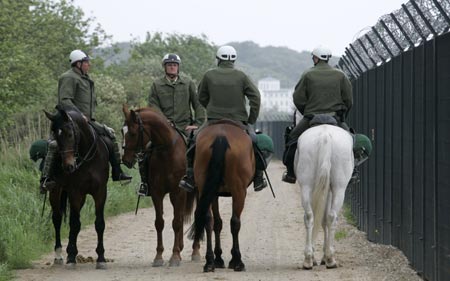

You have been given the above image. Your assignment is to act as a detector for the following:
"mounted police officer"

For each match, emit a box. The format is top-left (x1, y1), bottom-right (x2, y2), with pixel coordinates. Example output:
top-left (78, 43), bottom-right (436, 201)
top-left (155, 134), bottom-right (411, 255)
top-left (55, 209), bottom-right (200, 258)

top-left (137, 53), bottom-right (206, 195)
top-left (282, 45), bottom-right (356, 184)
top-left (179, 45), bottom-right (268, 193)
top-left (39, 49), bottom-right (132, 193)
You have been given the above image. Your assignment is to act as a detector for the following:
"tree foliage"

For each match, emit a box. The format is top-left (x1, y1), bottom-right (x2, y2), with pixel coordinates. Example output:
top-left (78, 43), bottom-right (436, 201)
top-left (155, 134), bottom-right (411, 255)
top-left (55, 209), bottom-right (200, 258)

top-left (0, 0), bottom-right (107, 130)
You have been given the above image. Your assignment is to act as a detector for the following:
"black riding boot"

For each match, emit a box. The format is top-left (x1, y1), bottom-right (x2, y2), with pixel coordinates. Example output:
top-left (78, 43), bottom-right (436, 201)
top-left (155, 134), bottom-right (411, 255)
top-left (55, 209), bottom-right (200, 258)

top-left (39, 140), bottom-right (58, 194)
top-left (253, 170), bottom-right (267, 191)
top-left (179, 140), bottom-right (196, 192)
top-left (137, 154), bottom-right (149, 196)
top-left (110, 141), bottom-right (132, 182)
top-left (282, 143), bottom-right (297, 184)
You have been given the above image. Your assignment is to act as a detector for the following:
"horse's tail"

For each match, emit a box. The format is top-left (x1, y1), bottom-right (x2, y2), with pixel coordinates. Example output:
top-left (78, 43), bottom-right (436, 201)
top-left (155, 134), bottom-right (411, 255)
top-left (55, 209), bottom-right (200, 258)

top-left (183, 190), bottom-right (196, 224)
top-left (311, 131), bottom-right (332, 242)
top-left (188, 135), bottom-right (229, 241)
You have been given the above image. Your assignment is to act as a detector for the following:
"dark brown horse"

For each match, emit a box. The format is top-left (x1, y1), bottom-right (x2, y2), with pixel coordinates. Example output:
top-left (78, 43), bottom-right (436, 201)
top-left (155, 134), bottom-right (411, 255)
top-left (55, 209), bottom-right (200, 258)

top-left (189, 120), bottom-right (255, 272)
top-left (121, 105), bottom-right (196, 267)
top-left (44, 105), bottom-right (109, 269)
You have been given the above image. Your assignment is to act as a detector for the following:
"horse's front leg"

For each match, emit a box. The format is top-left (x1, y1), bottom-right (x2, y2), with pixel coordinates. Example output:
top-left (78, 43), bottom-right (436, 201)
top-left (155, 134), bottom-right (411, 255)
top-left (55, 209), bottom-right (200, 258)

top-left (212, 199), bottom-right (224, 268)
top-left (203, 207), bottom-right (215, 272)
top-left (168, 192), bottom-right (184, 267)
top-left (66, 196), bottom-right (84, 266)
top-left (228, 194), bottom-right (245, 272)
top-left (94, 189), bottom-right (107, 269)
top-left (152, 196), bottom-right (165, 267)
top-left (49, 189), bottom-right (64, 265)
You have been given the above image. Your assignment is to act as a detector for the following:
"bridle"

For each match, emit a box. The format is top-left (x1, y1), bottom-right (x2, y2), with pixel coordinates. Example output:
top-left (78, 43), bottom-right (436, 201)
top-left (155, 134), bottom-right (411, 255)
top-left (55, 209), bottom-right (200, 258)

top-left (57, 114), bottom-right (98, 170)
top-left (123, 111), bottom-right (178, 156)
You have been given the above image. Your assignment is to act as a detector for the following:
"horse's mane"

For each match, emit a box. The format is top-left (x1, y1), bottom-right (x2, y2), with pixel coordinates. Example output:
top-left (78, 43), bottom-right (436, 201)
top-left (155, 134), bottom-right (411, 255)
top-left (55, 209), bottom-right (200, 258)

top-left (135, 106), bottom-right (169, 123)
top-left (51, 104), bottom-right (86, 131)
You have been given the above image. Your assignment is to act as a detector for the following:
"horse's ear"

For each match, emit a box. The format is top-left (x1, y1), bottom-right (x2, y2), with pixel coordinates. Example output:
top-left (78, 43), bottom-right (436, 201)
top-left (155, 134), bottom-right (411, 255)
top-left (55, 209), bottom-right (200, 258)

top-left (130, 110), bottom-right (138, 123)
top-left (123, 103), bottom-right (130, 120)
top-left (44, 110), bottom-right (56, 121)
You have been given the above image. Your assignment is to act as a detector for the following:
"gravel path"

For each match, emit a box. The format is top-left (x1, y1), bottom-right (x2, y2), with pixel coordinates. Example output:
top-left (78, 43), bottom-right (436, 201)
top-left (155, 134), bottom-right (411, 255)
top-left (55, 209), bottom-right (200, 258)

top-left (15, 160), bottom-right (421, 281)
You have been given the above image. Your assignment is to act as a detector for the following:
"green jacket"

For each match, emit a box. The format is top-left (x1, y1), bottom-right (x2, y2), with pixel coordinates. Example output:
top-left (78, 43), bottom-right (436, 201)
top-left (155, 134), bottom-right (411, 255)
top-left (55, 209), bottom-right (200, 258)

top-left (198, 61), bottom-right (260, 124)
top-left (148, 75), bottom-right (206, 131)
top-left (58, 67), bottom-right (96, 120)
top-left (293, 61), bottom-right (352, 116)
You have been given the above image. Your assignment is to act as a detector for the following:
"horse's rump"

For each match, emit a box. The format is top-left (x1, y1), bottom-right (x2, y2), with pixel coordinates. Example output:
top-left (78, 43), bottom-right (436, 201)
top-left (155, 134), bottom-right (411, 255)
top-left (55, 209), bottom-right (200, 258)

top-left (195, 123), bottom-right (254, 194)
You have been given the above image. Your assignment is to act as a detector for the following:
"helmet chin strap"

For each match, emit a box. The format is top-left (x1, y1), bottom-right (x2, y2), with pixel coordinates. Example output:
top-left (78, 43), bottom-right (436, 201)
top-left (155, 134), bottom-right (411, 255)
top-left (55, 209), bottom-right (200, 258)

top-left (166, 72), bottom-right (177, 79)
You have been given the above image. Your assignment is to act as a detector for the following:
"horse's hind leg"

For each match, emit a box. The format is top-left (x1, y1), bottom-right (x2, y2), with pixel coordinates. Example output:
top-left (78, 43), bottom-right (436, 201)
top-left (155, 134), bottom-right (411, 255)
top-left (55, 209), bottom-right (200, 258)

top-left (301, 185), bottom-right (315, 270)
top-left (203, 208), bottom-right (215, 272)
top-left (212, 199), bottom-right (224, 268)
top-left (94, 190), bottom-right (107, 269)
top-left (323, 187), bottom-right (346, 269)
top-left (228, 194), bottom-right (246, 272)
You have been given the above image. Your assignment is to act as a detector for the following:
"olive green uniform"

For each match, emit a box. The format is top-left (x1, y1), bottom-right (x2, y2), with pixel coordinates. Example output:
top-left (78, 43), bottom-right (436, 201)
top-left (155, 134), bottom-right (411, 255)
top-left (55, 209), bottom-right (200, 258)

top-left (149, 76), bottom-right (206, 135)
top-left (198, 61), bottom-right (260, 124)
top-left (283, 60), bottom-right (353, 178)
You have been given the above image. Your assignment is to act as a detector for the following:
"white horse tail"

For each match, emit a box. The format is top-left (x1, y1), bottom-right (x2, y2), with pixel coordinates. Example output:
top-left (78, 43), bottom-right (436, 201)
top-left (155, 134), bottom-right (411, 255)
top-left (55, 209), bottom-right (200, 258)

top-left (311, 130), bottom-right (332, 242)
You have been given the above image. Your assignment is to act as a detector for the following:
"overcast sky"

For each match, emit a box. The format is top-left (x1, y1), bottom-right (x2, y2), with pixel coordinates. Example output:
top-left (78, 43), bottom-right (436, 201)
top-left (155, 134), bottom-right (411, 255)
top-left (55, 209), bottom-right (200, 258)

top-left (73, 0), bottom-right (407, 56)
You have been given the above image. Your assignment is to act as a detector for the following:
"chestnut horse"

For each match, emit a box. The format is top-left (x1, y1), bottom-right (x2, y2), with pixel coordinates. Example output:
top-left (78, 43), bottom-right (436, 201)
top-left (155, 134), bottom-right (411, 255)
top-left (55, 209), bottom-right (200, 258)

top-left (121, 105), bottom-right (196, 267)
top-left (295, 124), bottom-right (354, 269)
top-left (188, 120), bottom-right (255, 272)
top-left (44, 105), bottom-right (109, 269)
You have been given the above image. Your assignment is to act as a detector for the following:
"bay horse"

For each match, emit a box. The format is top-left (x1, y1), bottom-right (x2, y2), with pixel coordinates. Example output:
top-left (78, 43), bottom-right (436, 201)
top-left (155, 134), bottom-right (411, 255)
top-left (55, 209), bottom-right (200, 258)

top-left (121, 105), bottom-right (196, 267)
top-left (188, 120), bottom-right (255, 272)
top-left (294, 124), bottom-right (354, 269)
top-left (44, 105), bottom-right (109, 269)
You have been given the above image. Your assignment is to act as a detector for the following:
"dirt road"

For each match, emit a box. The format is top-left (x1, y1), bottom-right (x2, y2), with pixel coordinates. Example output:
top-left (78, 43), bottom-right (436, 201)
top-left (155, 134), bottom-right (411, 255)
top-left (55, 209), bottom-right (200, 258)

top-left (15, 161), bottom-right (421, 281)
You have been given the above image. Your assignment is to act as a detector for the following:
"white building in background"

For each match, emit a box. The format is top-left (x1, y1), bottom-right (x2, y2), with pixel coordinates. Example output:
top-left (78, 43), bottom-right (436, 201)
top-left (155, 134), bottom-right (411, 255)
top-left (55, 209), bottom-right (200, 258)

top-left (258, 77), bottom-right (295, 114)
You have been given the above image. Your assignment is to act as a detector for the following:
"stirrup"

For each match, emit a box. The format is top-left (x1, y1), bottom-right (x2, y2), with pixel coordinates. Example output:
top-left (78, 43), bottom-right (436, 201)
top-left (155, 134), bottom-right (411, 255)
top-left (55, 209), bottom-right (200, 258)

top-left (137, 182), bottom-right (149, 196)
top-left (40, 177), bottom-right (56, 194)
top-left (253, 177), bottom-right (267, 192)
top-left (179, 176), bottom-right (195, 192)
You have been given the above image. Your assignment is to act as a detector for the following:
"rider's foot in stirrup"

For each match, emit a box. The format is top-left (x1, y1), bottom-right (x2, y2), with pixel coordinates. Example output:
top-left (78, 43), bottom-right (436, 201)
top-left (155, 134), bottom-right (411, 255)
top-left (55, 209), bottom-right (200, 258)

top-left (349, 169), bottom-right (360, 184)
top-left (40, 177), bottom-right (56, 194)
top-left (281, 171), bottom-right (296, 184)
top-left (137, 182), bottom-right (149, 196)
top-left (253, 173), bottom-right (267, 192)
top-left (179, 175), bottom-right (195, 192)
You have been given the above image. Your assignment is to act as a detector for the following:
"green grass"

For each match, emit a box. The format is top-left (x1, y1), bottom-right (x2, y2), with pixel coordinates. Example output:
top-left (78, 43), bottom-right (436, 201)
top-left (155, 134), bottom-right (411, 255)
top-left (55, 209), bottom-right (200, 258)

top-left (342, 203), bottom-right (357, 227)
top-left (0, 139), bottom-right (149, 280)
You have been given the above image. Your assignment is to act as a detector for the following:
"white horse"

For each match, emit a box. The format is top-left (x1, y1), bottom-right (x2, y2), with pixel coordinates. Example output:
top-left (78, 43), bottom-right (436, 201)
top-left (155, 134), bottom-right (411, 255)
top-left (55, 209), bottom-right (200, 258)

top-left (294, 124), bottom-right (354, 269)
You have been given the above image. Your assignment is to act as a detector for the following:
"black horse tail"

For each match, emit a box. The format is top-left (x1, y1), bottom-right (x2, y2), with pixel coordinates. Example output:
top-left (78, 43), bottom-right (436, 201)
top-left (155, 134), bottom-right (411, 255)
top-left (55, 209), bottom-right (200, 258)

top-left (188, 136), bottom-right (229, 241)
top-left (183, 189), bottom-right (196, 224)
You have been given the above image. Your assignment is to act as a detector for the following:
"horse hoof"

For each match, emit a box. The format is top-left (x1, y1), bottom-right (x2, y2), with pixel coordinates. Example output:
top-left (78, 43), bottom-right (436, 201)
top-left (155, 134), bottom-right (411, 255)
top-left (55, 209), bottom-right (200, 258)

top-left (191, 254), bottom-right (201, 262)
top-left (65, 263), bottom-right (76, 270)
top-left (233, 263), bottom-right (246, 272)
top-left (326, 262), bottom-right (338, 269)
top-left (203, 264), bottom-right (215, 272)
top-left (302, 263), bottom-right (313, 270)
top-left (96, 262), bottom-right (107, 269)
top-left (53, 258), bottom-right (64, 265)
top-left (169, 259), bottom-right (181, 267)
top-left (152, 259), bottom-right (164, 267)
top-left (214, 258), bottom-right (225, 268)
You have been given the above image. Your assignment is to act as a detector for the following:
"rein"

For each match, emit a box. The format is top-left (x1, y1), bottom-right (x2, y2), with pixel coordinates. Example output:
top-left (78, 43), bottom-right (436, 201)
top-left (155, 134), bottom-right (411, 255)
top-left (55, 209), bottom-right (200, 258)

top-left (124, 111), bottom-right (178, 155)
top-left (59, 115), bottom-right (98, 170)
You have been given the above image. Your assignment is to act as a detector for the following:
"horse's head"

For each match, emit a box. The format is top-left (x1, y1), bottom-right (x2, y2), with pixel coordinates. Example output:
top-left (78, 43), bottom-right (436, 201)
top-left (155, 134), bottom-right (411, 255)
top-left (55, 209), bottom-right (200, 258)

top-left (121, 104), bottom-right (152, 168)
top-left (44, 105), bottom-right (85, 174)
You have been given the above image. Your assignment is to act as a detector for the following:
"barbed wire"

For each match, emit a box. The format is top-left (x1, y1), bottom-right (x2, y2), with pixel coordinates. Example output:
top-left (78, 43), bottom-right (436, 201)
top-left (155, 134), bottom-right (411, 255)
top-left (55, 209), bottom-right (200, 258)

top-left (338, 0), bottom-right (450, 79)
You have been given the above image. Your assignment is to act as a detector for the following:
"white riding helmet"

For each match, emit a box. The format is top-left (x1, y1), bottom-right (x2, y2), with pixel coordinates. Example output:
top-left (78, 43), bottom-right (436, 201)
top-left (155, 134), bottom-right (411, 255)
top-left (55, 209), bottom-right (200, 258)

top-left (69, 50), bottom-right (89, 64)
top-left (311, 45), bottom-right (332, 61)
top-left (216, 45), bottom-right (237, 61)
top-left (162, 53), bottom-right (181, 66)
